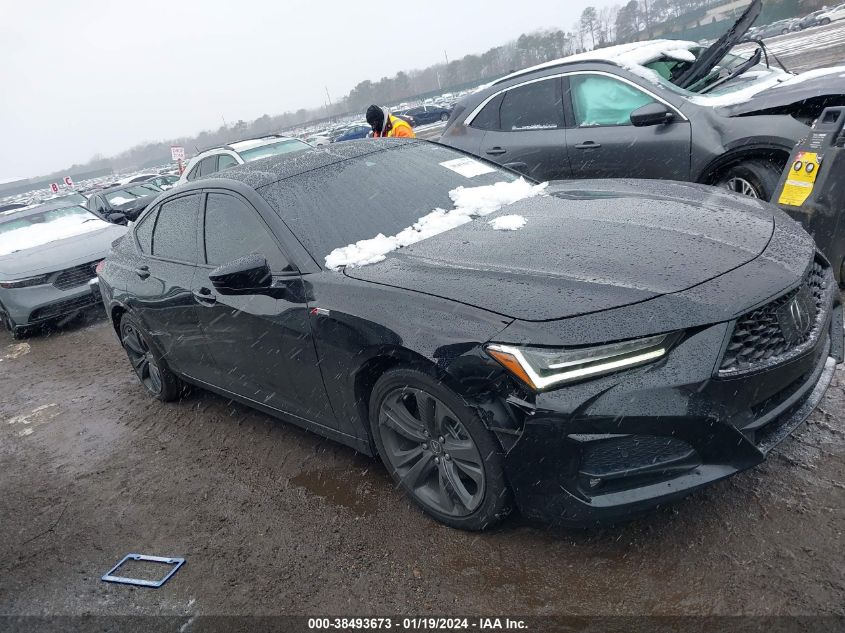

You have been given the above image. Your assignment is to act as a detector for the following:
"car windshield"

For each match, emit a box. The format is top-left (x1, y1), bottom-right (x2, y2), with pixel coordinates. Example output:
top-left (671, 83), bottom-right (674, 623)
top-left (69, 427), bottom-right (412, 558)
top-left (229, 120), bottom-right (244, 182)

top-left (645, 50), bottom-right (786, 98)
top-left (238, 139), bottom-right (311, 162)
top-left (0, 205), bottom-right (108, 256)
top-left (260, 143), bottom-right (519, 264)
top-left (104, 184), bottom-right (161, 205)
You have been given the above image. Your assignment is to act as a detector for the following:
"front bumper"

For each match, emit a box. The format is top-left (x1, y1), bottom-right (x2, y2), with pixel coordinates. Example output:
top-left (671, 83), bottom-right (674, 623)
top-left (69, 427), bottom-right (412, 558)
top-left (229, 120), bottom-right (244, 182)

top-left (502, 304), bottom-right (843, 527)
top-left (1, 277), bottom-right (103, 330)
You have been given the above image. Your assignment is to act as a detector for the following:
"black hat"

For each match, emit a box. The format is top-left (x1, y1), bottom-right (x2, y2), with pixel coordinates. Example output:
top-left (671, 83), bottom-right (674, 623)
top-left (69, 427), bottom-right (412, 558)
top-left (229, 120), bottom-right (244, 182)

top-left (366, 105), bottom-right (385, 132)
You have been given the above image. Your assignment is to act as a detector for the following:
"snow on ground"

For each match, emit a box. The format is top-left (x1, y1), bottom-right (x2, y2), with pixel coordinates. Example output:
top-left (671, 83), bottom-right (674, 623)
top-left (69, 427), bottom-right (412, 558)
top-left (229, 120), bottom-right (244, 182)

top-left (489, 214), bottom-right (527, 231)
top-left (324, 179), bottom-right (547, 270)
top-left (0, 214), bottom-right (111, 256)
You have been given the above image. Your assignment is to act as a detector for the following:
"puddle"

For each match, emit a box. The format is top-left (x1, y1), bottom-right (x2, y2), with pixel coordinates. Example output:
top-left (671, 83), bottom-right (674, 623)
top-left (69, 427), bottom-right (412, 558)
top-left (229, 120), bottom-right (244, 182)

top-left (290, 464), bottom-right (383, 517)
top-left (0, 342), bottom-right (30, 362)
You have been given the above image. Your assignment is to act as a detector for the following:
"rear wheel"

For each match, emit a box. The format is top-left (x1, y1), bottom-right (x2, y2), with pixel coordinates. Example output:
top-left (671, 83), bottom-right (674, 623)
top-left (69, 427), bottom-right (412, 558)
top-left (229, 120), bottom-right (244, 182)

top-left (369, 368), bottom-right (512, 530)
top-left (716, 159), bottom-right (783, 201)
top-left (440, 112), bottom-right (450, 122)
top-left (821, 17), bottom-right (831, 25)
top-left (120, 314), bottom-right (184, 401)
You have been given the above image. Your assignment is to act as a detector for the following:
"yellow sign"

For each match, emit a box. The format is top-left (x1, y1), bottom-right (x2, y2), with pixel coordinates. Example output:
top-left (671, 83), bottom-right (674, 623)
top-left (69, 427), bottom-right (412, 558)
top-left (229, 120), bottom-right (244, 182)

top-left (777, 151), bottom-right (820, 207)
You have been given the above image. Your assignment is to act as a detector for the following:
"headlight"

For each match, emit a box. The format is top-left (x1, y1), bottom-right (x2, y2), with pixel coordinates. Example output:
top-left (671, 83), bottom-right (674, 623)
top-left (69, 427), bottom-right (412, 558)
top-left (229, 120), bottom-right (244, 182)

top-left (0, 274), bottom-right (50, 289)
top-left (486, 333), bottom-right (676, 391)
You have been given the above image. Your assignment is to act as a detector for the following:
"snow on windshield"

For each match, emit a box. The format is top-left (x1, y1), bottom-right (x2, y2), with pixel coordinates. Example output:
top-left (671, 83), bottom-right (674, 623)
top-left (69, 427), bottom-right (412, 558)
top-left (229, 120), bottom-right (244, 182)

top-left (324, 179), bottom-right (547, 270)
top-left (0, 211), bottom-right (110, 256)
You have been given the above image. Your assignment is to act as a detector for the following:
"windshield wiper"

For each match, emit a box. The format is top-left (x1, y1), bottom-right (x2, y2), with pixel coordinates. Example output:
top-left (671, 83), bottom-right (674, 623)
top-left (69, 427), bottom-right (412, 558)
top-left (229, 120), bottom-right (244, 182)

top-left (700, 48), bottom-right (763, 95)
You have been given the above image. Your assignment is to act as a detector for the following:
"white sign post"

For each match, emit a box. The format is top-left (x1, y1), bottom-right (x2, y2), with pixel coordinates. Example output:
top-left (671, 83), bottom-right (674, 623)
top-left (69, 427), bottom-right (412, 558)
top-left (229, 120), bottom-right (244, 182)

top-left (171, 146), bottom-right (186, 175)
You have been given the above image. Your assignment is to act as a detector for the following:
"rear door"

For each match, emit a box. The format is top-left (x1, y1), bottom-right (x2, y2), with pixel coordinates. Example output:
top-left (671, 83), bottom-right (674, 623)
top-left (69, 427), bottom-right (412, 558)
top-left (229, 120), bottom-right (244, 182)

top-left (565, 72), bottom-right (692, 180)
top-left (193, 191), bottom-right (336, 426)
top-left (127, 192), bottom-right (213, 378)
top-left (476, 76), bottom-right (571, 181)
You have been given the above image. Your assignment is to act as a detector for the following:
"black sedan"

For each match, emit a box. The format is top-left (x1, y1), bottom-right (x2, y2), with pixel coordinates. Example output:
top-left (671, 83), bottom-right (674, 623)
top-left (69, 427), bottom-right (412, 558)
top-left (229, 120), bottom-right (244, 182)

top-left (87, 183), bottom-right (162, 224)
top-left (98, 139), bottom-right (843, 530)
top-left (396, 105), bottom-right (452, 126)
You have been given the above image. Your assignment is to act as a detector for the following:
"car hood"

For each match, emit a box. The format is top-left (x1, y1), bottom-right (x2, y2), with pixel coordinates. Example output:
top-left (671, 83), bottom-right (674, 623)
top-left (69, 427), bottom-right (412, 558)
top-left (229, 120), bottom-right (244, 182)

top-left (714, 67), bottom-right (845, 115)
top-left (0, 224), bottom-right (126, 278)
top-left (344, 180), bottom-right (776, 321)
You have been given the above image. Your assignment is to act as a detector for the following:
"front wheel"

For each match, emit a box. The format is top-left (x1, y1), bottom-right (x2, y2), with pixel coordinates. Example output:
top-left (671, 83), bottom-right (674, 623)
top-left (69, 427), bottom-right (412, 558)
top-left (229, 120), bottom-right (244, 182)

top-left (369, 368), bottom-right (512, 530)
top-left (716, 159), bottom-right (783, 201)
top-left (821, 17), bottom-right (831, 25)
top-left (440, 112), bottom-right (450, 122)
top-left (120, 314), bottom-right (184, 401)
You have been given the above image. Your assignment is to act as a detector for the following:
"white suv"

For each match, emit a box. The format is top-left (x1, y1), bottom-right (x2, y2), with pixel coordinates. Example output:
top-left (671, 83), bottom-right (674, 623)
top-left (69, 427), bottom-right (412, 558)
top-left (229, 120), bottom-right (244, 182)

top-left (819, 3), bottom-right (845, 24)
top-left (178, 135), bottom-right (311, 185)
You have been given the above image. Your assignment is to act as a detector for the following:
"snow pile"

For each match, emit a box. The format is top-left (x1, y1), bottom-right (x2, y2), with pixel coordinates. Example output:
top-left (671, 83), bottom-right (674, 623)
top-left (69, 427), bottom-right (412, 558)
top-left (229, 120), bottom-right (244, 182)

top-left (325, 178), bottom-right (547, 270)
top-left (690, 66), bottom-right (845, 107)
top-left (0, 214), bottom-right (111, 256)
top-left (489, 214), bottom-right (527, 231)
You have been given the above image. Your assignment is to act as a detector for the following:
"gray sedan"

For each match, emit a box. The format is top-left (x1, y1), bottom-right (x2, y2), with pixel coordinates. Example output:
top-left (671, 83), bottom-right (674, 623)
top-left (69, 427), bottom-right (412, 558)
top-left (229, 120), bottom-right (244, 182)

top-left (0, 201), bottom-right (126, 338)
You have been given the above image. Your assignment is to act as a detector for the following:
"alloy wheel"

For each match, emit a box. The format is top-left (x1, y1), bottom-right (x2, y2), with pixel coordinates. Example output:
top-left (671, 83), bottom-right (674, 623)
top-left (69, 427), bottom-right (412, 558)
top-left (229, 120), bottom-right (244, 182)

top-left (122, 323), bottom-right (163, 395)
top-left (378, 387), bottom-right (485, 517)
top-left (724, 176), bottom-right (760, 198)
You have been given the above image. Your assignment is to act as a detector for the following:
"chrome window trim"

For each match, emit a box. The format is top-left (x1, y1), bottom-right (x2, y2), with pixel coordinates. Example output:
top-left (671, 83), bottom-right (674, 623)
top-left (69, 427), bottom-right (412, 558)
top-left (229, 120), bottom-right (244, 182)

top-left (463, 69), bottom-right (689, 127)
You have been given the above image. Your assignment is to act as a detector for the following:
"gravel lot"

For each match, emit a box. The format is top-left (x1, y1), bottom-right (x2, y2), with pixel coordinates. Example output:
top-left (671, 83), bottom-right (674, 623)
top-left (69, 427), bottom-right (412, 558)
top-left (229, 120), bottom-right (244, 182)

top-left (0, 308), bottom-right (842, 620)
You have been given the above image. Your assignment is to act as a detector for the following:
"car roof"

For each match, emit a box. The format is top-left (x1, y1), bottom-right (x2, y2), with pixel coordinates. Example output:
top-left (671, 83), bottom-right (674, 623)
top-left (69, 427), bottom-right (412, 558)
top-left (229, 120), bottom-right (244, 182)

top-left (0, 199), bottom-right (88, 223)
top-left (193, 138), bottom-right (419, 190)
top-left (194, 135), bottom-right (298, 157)
top-left (97, 182), bottom-right (160, 194)
top-left (486, 39), bottom-right (699, 87)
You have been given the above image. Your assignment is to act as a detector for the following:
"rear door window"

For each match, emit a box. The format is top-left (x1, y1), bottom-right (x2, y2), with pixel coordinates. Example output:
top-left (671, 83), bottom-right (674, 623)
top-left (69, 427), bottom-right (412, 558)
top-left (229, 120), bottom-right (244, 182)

top-left (134, 206), bottom-right (159, 253)
top-left (217, 154), bottom-right (238, 171)
top-left (499, 78), bottom-right (563, 131)
top-left (198, 156), bottom-right (219, 177)
top-left (151, 194), bottom-right (200, 262)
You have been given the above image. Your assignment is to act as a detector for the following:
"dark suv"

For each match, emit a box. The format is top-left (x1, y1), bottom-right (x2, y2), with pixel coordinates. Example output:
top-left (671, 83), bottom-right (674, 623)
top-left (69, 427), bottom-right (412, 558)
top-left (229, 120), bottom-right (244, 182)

top-left (440, 0), bottom-right (845, 200)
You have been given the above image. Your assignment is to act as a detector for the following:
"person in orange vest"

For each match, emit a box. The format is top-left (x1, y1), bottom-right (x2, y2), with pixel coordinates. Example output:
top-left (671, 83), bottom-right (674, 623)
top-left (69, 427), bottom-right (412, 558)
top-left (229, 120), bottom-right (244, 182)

top-left (366, 105), bottom-right (416, 138)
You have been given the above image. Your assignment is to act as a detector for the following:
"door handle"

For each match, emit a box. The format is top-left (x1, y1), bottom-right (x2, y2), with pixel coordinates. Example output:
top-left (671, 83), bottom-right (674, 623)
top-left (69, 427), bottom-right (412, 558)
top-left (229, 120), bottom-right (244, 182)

top-left (486, 147), bottom-right (507, 156)
top-left (192, 288), bottom-right (217, 305)
top-left (134, 265), bottom-right (150, 279)
top-left (574, 141), bottom-right (602, 149)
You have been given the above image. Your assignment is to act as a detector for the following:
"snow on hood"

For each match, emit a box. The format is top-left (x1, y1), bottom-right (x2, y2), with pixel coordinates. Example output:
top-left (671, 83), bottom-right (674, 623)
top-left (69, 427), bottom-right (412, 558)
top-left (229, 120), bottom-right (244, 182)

top-left (324, 178), bottom-right (547, 270)
top-left (690, 65), bottom-right (845, 107)
top-left (0, 214), bottom-right (112, 257)
top-left (489, 214), bottom-right (526, 231)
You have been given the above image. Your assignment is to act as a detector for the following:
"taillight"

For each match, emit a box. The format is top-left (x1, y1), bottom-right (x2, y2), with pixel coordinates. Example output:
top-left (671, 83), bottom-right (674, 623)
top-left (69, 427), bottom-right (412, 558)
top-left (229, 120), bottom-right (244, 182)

top-left (95, 260), bottom-right (106, 275)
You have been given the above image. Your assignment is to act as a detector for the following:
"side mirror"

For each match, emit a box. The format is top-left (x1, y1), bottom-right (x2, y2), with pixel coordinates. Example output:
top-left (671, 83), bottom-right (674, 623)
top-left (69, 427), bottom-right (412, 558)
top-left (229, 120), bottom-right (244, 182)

top-left (630, 102), bottom-right (675, 127)
top-left (209, 253), bottom-right (272, 294)
top-left (106, 212), bottom-right (126, 225)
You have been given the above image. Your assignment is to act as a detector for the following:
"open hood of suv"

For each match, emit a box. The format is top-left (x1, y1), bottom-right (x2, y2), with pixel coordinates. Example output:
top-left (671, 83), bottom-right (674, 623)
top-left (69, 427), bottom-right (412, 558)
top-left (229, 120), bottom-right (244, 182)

top-left (674, 0), bottom-right (762, 90)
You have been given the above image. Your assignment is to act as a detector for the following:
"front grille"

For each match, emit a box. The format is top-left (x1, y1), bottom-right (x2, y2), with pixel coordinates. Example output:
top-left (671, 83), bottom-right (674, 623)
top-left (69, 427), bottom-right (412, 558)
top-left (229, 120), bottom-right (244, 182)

top-left (53, 261), bottom-right (100, 290)
top-left (719, 258), bottom-right (831, 375)
top-left (29, 295), bottom-right (98, 322)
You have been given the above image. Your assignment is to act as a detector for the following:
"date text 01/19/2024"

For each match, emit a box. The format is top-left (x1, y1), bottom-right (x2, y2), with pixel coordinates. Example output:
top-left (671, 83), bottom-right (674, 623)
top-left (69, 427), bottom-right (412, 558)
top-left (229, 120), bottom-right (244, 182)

top-left (307, 617), bottom-right (528, 630)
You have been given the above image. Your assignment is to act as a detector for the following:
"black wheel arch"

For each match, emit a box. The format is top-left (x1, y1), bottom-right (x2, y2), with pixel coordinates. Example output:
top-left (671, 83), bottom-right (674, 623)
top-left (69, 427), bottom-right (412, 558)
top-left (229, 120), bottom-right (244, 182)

top-left (696, 143), bottom-right (791, 185)
top-left (353, 345), bottom-right (524, 456)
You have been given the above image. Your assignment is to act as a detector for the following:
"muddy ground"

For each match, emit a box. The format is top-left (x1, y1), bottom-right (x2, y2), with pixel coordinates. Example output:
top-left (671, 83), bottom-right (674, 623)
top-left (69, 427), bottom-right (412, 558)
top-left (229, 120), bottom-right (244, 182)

top-left (0, 310), bottom-right (842, 620)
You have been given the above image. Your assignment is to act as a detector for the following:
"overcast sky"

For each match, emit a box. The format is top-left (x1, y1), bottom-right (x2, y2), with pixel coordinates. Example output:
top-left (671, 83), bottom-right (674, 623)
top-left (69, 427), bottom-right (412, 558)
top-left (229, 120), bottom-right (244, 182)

top-left (0, 0), bottom-right (615, 181)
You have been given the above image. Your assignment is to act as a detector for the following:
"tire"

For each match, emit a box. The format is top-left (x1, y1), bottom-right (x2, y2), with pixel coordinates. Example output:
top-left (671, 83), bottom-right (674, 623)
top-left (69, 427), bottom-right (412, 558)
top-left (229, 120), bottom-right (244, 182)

top-left (119, 313), bottom-right (184, 401)
top-left (821, 17), bottom-right (831, 25)
top-left (369, 367), bottom-right (512, 530)
top-left (440, 112), bottom-right (450, 122)
top-left (716, 159), bottom-right (784, 201)
top-left (0, 309), bottom-right (24, 340)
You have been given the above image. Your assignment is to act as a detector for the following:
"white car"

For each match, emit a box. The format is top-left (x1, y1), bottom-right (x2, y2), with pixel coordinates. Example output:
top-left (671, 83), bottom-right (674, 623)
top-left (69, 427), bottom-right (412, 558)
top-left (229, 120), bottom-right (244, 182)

top-left (178, 135), bottom-right (311, 185)
top-left (305, 134), bottom-right (331, 146)
top-left (819, 3), bottom-right (845, 24)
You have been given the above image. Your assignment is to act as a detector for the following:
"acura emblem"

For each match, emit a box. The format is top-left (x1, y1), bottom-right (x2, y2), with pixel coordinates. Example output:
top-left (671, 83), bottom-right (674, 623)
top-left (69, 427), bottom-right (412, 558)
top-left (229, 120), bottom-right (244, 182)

top-left (789, 296), bottom-right (811, 335)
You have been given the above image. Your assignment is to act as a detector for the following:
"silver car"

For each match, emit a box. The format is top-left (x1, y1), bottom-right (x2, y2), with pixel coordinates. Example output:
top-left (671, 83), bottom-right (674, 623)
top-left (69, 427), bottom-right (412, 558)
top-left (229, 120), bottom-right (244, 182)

top-left (0, 201), bottom-right (126, 338)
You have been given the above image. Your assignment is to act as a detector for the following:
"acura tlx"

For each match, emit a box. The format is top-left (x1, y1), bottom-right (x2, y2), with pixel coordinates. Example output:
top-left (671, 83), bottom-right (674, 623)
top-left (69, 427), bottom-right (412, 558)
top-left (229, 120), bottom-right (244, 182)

top-left (97, 140), bottom-right (843, 530)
